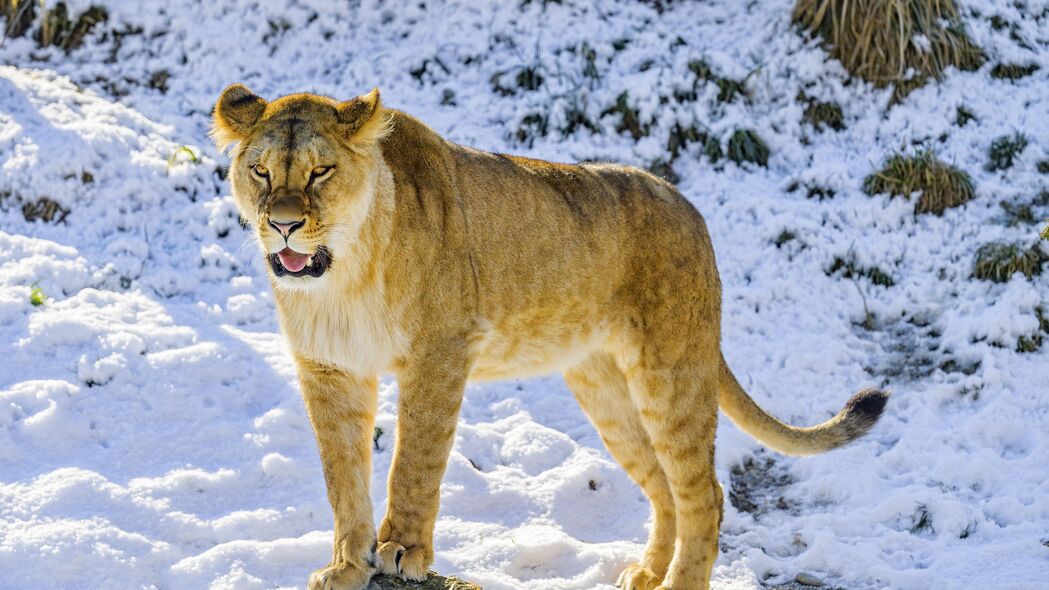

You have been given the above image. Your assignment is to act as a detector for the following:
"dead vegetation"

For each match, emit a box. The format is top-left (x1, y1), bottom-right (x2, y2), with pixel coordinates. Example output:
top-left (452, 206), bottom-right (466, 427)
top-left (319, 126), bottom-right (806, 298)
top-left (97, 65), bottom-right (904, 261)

top-left (798, 91), bottom-right (845, 132)
top-left (971, 241), bottom-right (1047, 283)
top-left (990, 62), bottom-right (1040, 80)
top-left (793, 0), bottom-right (984, 101)
top-left (729, 454), bottom-right (795, 517)
top-left (2, 1), bottom-right (107, 50)
top-left (370, 572), bottom-right (481, 590)
top-left (863, 150), bottom-right (975, 215)
top-left (1, 191), bottom-right (71, 225)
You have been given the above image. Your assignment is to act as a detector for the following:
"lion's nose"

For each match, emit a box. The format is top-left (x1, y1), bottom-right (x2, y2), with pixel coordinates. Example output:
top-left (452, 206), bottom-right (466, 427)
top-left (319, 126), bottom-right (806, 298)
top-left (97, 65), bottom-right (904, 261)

top-left (268, 218), bottom-right (305, 238)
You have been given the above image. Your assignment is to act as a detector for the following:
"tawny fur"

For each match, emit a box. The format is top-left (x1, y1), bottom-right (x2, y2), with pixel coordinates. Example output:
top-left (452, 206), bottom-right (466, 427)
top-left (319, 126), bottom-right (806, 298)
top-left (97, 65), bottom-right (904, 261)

top-left (212, 85), bottom-right (888, 590)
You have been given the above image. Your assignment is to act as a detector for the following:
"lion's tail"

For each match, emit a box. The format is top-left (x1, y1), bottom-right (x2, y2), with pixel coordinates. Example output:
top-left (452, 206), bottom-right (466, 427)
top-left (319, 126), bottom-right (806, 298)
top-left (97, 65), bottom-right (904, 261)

top-left (718, 358), bottom-right (888, 456)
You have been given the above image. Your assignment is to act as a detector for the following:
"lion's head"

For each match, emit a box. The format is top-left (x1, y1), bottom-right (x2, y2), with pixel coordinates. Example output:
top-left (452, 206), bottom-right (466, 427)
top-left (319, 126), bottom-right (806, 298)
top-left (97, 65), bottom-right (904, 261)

top-left (211, 84), bottom-right (391, 288)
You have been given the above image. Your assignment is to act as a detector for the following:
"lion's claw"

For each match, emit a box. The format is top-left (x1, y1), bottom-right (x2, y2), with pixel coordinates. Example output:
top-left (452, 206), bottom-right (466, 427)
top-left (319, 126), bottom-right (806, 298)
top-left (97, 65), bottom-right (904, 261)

top-left (307, 561), bottom-right (374, 590)
top-left (376, 541), bottom-right (429, 581)
top-left (617, 563), bottom-right (663, 590)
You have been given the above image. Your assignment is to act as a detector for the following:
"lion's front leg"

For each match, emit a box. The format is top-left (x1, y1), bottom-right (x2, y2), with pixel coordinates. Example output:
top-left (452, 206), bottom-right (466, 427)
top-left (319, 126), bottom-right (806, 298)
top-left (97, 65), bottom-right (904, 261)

top-left (377, 343), bottom-right (467, 581)
top-left (296, 356), bottom-right (379, 590)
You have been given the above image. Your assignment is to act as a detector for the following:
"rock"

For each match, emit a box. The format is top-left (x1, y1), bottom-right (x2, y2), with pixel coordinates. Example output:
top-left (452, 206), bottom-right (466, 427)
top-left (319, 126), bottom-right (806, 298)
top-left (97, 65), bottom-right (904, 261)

top-left (795, 572), bottom-right (824, 587)
top-left (369, 572), bottom-right (482, 590)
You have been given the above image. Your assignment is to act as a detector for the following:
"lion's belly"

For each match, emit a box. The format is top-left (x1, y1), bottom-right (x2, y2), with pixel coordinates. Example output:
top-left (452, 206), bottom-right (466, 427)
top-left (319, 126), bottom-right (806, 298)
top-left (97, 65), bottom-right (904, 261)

top-left (467, 320), bottom-right (607, 381)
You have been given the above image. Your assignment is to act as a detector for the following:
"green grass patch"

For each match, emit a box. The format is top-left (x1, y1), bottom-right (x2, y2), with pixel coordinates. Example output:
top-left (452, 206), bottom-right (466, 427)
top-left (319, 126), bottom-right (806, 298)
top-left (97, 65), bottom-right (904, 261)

top-left (954, 106), bottom-right (976, 127)
top-left (167, 145), bottom-right (199, 169)
top-left (491, 64), bottom-right (545, 96)
top-left (773, 229), bottom-right (797, 248)
top-left (601, 92), bottom-right (648, 140)
top-left (786, 181), bottom-right (836, 200)
top-left (1016, 307), bottom-right (1049, 353)
top-left (559, 101), bottom-right (599, 137)
top-left (701, 134), bottom-right (723, 163)
top-left (514, 113), bottom-right (548, 147)
top-left (667, 124), bottom-right (699, 160)
top-left (828, 256), bottom-right (895, 287)
top-left (807, 185), bottom-right (836, 200)
top-left (409, 57), bottom-right (450, 84)
top-left (863, 150), bottom-right (974, 215)
top-left (910, 503), bottom-right (934, 535)
top-left (684, 59), bottom-right (746, 103)
top-left (799, 93), bottom-right (845, 132)
top-left (29, 284), bottom-right (46, 307)
top-left (986, 133), bottom-right (1028, 171)
top-left (1016, 334), bottom-right (1041, 353)
top-left (647, 160), bottom-right (679, 184)
top-left (972, 241), bottom-right (1047, 283)
top-left (727, 129), bottom-right (769, 167)
top-left (514, 65), bottom-right (544, 92)
top-left (666, 124), bottom-right (721, 164)
top-left (578, 42), bottom-right (599, 81)
top-left (1000, 199), bottom-right (1037, 226)
top-left (149, 69), bottom-right (171, 94)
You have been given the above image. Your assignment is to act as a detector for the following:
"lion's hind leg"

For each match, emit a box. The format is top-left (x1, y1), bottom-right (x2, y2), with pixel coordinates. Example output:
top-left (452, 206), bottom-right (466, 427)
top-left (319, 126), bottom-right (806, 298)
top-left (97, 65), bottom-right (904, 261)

top-left (564, 353), bottom-right (675, 590)
top-left (624, 354), bottom-right (722, 590)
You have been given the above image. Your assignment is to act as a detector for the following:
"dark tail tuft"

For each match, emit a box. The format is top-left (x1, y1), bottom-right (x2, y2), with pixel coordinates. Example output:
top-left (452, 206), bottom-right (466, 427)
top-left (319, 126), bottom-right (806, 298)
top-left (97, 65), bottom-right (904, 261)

top-left (839, 388), bottom-right (889, 439)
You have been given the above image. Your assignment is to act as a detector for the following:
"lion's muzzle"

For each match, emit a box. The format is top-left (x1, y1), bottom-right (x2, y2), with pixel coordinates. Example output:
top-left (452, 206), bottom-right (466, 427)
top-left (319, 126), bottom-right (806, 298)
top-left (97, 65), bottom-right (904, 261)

top-left (270, 245), bottom-right (332, 277)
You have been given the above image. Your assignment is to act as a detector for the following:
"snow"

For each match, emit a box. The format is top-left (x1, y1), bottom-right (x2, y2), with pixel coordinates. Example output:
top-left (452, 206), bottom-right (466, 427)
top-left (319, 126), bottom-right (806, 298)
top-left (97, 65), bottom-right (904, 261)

top-left (1, 1), bottom-right (1048, 589)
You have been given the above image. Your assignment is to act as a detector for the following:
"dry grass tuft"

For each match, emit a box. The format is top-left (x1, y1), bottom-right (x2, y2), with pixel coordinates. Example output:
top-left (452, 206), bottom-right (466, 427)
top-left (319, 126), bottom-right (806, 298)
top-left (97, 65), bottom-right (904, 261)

top-left (863, 150), bottom-right (974, 215)
top-left (803, 99), bottom-right (845, 132)
top-left (972, 241), bottom-right (1047, 283)
top-left (22, 196), bottom-right (72, 224)
top-left (1, 0), bottom-right (35, 38)
top-left (990, 62), bottom-right (1039, 80)
top-left (798, 92), bottom-right (845, 131)
top-left (2, 1), bottom-right (107, 50)
top-left (793, 0), bottom-right (984, 101)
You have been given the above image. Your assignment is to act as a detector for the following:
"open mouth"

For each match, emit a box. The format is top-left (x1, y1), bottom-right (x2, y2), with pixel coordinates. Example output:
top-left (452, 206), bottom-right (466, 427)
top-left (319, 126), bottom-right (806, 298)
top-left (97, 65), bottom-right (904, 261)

top-left (269, 246), bottom-right (332, 278)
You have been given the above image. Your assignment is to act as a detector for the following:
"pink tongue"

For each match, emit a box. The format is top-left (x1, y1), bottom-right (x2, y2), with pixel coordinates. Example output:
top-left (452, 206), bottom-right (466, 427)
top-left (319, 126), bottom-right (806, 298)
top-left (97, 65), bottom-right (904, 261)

top-left (277, 248), bottom-right (309, 272)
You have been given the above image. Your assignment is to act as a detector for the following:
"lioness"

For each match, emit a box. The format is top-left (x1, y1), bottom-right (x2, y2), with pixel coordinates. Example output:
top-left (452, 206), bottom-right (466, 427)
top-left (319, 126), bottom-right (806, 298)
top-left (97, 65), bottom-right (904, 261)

top-left (212, 84), bottom-right (887, 590)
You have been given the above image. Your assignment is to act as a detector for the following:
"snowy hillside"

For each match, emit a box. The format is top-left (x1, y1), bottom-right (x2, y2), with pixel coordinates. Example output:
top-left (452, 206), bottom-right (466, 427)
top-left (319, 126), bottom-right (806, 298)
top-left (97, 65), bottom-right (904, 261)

top-left (1, 1), bottom-right (1047, 589)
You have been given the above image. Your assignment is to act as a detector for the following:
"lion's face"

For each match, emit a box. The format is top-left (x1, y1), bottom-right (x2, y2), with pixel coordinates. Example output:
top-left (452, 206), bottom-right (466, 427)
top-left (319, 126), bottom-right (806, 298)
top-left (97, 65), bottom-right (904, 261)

top-left (211, 85), bottom-right (389, 289)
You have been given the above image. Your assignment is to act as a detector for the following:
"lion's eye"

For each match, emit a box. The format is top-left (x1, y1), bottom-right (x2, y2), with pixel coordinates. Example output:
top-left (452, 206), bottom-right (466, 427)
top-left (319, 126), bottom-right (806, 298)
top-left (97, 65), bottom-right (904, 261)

top-left (251, 163), bottom-right (269, 178)
top-left (310, 165), bottom-right (334, 180)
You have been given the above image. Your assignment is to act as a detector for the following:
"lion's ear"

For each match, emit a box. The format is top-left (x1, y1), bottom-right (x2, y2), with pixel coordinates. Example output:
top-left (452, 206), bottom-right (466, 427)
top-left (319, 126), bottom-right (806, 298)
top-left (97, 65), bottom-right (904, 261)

top-left (211, 84), bottom-right (267, 151)
top-left (336, 88), bottom-right (391, 146)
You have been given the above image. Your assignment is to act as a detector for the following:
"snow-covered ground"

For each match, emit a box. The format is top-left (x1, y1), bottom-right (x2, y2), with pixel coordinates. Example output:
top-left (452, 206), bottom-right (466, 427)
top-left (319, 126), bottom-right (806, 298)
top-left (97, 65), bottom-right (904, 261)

top-left (1, 1), bottom-right (1047, 589)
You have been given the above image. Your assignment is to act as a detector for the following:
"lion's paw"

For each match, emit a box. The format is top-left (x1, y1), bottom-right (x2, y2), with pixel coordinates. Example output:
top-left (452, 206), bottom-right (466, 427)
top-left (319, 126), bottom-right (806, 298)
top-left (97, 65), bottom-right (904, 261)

top-left (376, 540), bottom-right (429, 581)
top-left (307, 561), bottom-right (374, 590)
top-left (616, 563), bottom-right (663, 590)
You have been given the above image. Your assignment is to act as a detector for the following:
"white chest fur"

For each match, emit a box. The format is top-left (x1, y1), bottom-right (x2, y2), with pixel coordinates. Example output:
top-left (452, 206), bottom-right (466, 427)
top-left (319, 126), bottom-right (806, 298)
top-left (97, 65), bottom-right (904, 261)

top-left (277, 282), bottom-right (407, 376)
